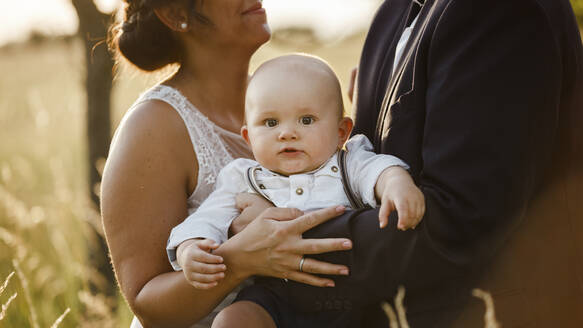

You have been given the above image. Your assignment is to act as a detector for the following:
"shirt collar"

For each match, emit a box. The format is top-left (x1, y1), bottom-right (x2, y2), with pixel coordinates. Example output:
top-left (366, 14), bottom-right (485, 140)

top-left (259, 152), bottom-right (341, 178)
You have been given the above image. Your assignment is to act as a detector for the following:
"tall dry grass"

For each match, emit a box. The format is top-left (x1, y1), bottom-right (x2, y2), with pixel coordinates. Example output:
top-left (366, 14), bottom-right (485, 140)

top-left (382, 287), bottom-right (501, 328)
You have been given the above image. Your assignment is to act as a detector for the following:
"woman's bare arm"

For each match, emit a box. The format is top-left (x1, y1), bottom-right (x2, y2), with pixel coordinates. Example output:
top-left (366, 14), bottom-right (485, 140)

top-left (101, 101), bottom-right (245, 327)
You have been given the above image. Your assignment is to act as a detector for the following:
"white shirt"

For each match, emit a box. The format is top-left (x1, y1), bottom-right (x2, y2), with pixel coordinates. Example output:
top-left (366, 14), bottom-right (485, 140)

top-left (393, 13), bottom-right (420, 74)
top-left (166, 134), bottom-right (408, 270)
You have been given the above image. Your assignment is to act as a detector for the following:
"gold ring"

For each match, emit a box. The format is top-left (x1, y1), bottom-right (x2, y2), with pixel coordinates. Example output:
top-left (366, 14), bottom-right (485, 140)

top-left (299, 256), bottom-right (306, 272)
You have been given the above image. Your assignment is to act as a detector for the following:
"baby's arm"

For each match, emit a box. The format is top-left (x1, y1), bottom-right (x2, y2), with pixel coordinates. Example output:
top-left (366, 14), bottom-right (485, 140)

top-left (344, 135), bottom-right (425, 230)
top-left (374, 166), bottom-right (425, 230)
top-left (176, 238), bottom-right (226, 289)
top-left (166, 159), bottom-right (257, 286)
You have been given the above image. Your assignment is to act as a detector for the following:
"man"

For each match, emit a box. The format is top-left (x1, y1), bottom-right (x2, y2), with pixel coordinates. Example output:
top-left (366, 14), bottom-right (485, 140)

top-left (292, 0), bottom-right (583, 326)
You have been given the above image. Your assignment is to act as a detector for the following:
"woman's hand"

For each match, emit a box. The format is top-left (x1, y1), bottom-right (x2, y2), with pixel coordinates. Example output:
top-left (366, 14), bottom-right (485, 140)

top-left (218, 206), bottom-right (352, 287)
top-left (230, 193), bottom-right (274, 236)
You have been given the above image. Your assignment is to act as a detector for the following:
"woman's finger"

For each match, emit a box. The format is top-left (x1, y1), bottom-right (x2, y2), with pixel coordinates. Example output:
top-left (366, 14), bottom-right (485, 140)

top-left (286, 271), bottom-right (336, 288)
top-left (260, 207), bottom-right (304, 222)
top-left (298, 257), bottom-right (349, 276)
top-left (291, 206), bottom-right (345, 234)
top-left (295, 238), bottom-right (352, 255)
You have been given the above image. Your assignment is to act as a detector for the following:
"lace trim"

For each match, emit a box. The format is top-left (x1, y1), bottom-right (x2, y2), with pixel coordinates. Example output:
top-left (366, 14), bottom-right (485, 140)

top-left (135, 85), bottom-right (235, 208)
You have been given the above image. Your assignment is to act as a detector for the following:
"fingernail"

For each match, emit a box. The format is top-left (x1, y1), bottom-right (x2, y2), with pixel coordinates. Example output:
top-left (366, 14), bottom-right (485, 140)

top-left (221, 265), bottom-right (227, 270)
top-left (218, 257), bottom-right (224, 263)
top-left (336, 205), bottom-right (345, 212)
top-left (326, 282), bottom-right (335, 287)
top-left (342, 241), bottom-right (352, 248)
top-left (340, 268), bottom-right (349, 275)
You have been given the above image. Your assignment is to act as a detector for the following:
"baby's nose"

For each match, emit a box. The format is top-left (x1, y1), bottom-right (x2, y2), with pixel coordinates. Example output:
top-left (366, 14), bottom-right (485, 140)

top-left (278, 126), bottom-right (297, 140)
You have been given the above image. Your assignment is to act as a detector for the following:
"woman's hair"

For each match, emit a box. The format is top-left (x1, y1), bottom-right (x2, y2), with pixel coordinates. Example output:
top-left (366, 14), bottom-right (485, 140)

top-left (108, 0), bottom-right (207, 72)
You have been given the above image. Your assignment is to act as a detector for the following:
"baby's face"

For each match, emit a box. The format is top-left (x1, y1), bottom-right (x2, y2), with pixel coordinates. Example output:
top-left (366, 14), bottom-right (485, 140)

top-left (242, 57), bottom-right (351, 176)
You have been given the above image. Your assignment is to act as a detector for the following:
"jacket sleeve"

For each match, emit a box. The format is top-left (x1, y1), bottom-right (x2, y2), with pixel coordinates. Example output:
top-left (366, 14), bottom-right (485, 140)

top-left (349, 0), bottom-right (563, 294)
top-left (416, 0), bottom-right (561, 264)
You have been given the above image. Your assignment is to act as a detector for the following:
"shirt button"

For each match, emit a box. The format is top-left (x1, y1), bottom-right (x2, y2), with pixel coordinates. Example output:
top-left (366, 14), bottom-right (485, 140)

top-left (259, 184), bottom-right (266, 189)
top-left (331, 166), bottom-right (339, 173)
top-left (296, 187), bottom-right (304, 195)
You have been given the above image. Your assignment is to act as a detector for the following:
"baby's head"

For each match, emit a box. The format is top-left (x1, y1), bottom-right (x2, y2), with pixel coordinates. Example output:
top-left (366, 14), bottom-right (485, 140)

top-left (242, 54), bottom-right (353, 176)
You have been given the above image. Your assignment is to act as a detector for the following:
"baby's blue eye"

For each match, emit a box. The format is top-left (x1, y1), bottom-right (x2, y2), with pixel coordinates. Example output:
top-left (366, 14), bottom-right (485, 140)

top-left (300, 116), bottom-right (314, 125)
top-left (264, 119), bottom-right (278, 127)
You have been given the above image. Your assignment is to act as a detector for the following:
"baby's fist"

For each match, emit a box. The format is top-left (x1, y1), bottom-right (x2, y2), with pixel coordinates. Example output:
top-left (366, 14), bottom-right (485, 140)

top-left (177, 239), bottom-right (227, 289)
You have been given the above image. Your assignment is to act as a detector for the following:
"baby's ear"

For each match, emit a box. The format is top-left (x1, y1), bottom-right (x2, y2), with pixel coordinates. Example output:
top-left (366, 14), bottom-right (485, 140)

top-left (337, 117), bottom-right (354, 148)
top-left (241, 125), bottom-right (251, 146)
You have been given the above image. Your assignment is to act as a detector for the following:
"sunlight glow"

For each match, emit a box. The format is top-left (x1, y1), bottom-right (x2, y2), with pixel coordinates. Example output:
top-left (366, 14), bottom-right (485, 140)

top-left (0, 0), bottom-right (380, 46)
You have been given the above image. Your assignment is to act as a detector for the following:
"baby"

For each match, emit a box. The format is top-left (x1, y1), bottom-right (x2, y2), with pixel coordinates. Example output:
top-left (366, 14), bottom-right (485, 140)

top-left (166, 54), bottom-right (425, 290)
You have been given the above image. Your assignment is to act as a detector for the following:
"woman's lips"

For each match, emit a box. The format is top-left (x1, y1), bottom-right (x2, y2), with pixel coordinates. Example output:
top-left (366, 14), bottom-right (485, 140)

top-left (242, 2), bottom-right (265, 15)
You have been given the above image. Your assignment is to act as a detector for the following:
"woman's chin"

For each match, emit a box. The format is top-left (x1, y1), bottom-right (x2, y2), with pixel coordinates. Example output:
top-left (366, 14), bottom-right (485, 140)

top-left (255, 24), bottom-right (272, 46)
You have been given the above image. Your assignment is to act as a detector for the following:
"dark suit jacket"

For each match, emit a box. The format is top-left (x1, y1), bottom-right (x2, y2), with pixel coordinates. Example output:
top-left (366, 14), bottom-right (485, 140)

top-left (350, 0), bottom-right (583, 326)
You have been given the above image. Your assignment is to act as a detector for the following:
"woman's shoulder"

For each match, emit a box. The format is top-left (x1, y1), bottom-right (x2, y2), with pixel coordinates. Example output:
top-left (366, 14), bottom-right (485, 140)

top-left (114, 100), bottom-right (187, 150)
top-left (107, 99), bottom-right (195, 179)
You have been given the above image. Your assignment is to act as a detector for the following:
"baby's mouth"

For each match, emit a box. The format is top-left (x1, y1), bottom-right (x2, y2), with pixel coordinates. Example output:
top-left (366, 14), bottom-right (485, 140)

top-left (279, 148), bottom-right (303, 155)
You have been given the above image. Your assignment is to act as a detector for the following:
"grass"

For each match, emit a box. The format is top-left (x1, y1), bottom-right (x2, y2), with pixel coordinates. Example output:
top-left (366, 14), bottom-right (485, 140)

top-left (0, 31), bottom-right (368, 327)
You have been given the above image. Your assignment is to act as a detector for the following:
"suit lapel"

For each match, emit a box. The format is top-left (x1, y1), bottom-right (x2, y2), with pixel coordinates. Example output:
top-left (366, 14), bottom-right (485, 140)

top-left (376, 0), bottom-right (436, 143)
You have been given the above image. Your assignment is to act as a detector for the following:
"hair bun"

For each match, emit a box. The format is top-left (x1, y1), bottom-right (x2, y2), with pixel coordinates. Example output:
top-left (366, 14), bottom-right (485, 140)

top-left (110, 2), bottom-right (182, 71)
top-left (121, 21), bottom-right (136, 33)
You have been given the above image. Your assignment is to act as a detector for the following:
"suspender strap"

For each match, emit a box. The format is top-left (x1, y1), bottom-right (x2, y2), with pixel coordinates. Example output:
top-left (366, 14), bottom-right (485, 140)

top-left (338, 150), bottom-right (369, 209)
top-left (245, 166), bottom-right (275, 206)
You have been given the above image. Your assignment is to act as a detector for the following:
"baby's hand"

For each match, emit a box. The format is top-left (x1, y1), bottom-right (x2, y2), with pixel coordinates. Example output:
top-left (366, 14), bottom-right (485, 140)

top-left (176, 238), bottom-right (227, 289)
top-left (375, 167), bottom-right (425, 230)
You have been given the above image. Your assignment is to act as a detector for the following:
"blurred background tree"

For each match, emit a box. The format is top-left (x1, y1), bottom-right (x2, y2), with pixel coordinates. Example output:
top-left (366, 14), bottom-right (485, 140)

top-left (70, 0), bottom-right (116, 302)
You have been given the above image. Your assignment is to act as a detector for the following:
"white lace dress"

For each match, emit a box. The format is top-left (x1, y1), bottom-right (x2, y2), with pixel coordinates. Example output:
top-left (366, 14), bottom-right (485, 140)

top-left (128, 85), bottom-right (253, 328)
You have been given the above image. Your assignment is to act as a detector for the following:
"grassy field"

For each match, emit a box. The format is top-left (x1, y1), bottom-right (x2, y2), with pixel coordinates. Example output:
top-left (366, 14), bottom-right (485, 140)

top-left (0, 32), bottom-right (368, 327)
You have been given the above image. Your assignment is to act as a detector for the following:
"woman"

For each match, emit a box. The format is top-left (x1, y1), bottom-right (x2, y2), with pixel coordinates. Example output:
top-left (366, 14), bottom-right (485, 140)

top-left (101, 0), bottom-right (352, 327)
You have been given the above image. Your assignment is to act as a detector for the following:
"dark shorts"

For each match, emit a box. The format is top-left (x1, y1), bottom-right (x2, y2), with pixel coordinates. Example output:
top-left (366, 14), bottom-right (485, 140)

top-left (233, 277), bottom-right (388, 328)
